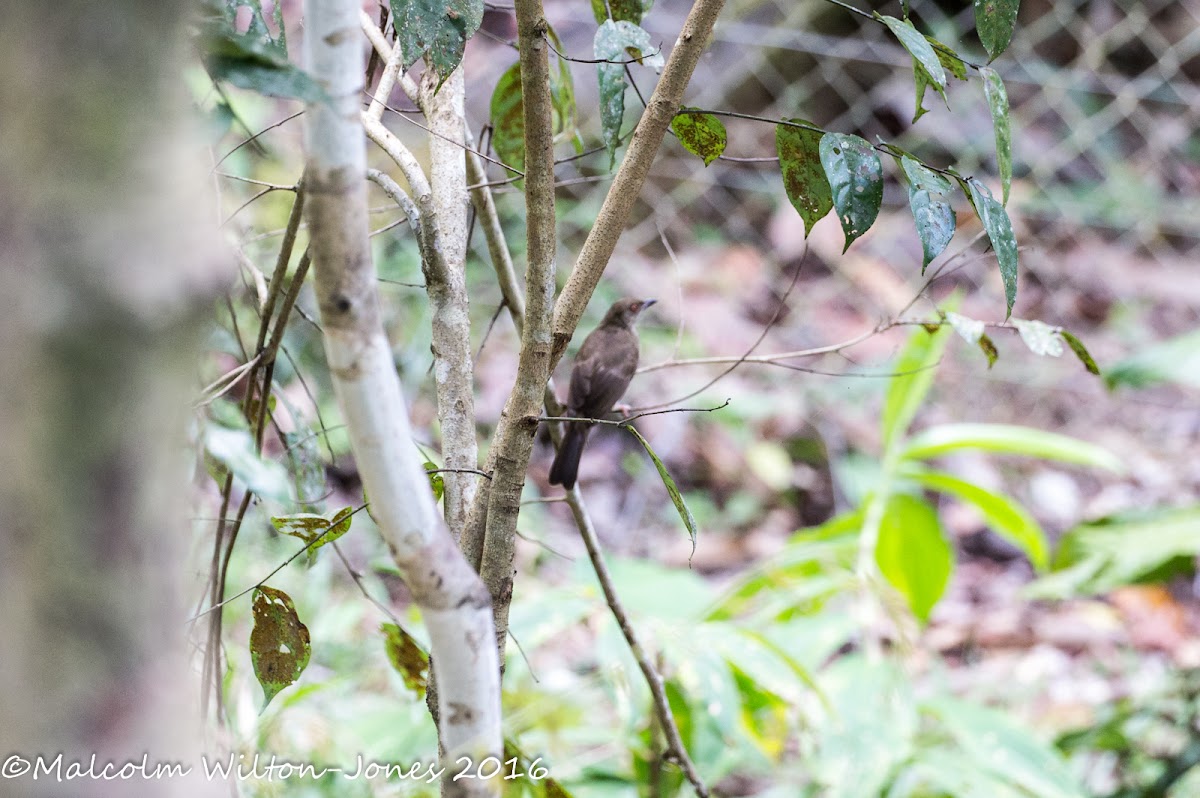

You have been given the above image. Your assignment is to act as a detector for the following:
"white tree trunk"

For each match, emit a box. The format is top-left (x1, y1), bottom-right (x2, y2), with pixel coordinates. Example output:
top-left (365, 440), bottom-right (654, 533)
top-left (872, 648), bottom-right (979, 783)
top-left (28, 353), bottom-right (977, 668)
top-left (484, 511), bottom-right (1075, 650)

top-left (301, 1), bottom-right (501, 794)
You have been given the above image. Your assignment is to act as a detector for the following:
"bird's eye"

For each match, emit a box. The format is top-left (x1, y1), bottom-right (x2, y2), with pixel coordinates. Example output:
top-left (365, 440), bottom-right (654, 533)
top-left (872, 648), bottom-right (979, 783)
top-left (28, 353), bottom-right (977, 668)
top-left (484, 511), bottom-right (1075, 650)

top-left (631, 301), bottom-right (642, 311)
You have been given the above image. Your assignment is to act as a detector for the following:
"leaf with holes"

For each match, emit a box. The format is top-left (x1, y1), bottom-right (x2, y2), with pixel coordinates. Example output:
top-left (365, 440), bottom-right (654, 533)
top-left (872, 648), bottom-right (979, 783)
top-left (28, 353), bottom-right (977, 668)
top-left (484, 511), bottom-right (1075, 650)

top-left (382, 622), bottom-right (429, 696)
top-left (250, 586), bottom-right (311, 711)
top-left (272, 506), bottom-right (353, 549)
top-left (974, 0), bottom-right (1020, 62)
top-left (902, 156), bottom-right (956, 271)
top-left (967, 179), bottom-right (1019, 318)
top-left (594, 20), bottom-right (663, 168)
top-left (776, 121), bottom-right (832, 237)
top-left (672, 109), bottom-right (726, 166)
top-left (391, 0), bottom-right (484, 85)
top-left (820, 133), bottom-right (883, 252)
top-left (981, 67), bottom-right (1013, 204)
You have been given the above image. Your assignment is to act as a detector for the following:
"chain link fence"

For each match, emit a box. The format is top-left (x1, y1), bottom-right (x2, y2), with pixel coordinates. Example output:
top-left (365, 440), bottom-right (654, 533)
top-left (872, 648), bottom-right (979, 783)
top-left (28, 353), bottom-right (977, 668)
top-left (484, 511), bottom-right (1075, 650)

top-left (482, 0), bottom-right (1200, 277)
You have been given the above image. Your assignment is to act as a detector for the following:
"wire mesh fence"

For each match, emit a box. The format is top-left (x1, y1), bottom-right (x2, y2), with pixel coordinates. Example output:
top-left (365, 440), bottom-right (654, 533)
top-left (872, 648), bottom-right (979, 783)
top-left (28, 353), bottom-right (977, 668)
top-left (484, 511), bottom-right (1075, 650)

top-left (471, 0), bottom-right (1200, 274)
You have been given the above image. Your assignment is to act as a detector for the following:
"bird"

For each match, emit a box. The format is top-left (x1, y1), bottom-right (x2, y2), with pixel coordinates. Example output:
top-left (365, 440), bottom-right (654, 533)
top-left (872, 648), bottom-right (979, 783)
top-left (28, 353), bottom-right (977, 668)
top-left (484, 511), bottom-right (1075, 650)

top-left (548, 297), bottom-right (656, 490)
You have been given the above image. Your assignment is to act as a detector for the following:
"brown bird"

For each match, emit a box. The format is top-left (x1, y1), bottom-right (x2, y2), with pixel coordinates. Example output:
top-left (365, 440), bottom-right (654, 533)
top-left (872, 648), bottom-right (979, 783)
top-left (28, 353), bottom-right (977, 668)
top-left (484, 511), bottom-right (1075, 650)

top-left (549, 297), bottom-right (655, 490)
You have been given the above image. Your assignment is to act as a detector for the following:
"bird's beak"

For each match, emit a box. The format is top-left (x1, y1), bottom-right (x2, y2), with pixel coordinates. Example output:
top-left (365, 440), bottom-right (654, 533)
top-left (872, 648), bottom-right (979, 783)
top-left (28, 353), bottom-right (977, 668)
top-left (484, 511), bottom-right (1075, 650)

top-left (641, 298), bottom-right (657, 311)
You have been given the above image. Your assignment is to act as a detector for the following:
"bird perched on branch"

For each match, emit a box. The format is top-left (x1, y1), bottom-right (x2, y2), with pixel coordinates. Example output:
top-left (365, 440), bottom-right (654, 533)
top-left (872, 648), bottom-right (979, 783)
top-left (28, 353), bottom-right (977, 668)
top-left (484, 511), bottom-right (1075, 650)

top-left (549, 297), bottom-right (656, 490)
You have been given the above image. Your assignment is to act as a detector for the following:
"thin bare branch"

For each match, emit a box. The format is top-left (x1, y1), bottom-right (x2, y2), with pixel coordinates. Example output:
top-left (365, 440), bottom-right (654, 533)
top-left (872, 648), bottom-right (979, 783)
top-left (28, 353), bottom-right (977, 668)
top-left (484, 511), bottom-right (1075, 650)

top-left (564, 488), bottom-right (710, 797)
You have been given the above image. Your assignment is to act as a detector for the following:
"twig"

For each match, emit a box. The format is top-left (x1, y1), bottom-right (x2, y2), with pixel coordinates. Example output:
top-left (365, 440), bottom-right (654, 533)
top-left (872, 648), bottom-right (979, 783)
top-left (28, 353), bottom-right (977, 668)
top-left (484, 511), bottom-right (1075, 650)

top-left (551, 0), bottom-right (729, 367)
top-left (564, 487), bottom-right (710, 797)
top-left (464, 0), bottom-right (561, 633)
top-left (544, 32), bottom-right (663, 65)
top-left (536, 399), bottom-right (731, 427)
top-left (213, 109), bottom-right (305, 169)
top-left (638, 327), bottom-right (880, 373)
top-left (190, 505), bottom-right (373, 623)
top-left (637, 247), bottom-right (807, 411)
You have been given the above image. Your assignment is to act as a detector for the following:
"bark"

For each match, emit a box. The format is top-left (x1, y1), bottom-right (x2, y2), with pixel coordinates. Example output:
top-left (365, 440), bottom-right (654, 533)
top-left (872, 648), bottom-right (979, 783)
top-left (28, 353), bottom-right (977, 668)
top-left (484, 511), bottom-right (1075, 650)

top-left (461, 0), bottom-right (559, 655)
top-left (422, 66), bottom-right (479, 538)
top-left (303, 0), bottom-right (500, 793)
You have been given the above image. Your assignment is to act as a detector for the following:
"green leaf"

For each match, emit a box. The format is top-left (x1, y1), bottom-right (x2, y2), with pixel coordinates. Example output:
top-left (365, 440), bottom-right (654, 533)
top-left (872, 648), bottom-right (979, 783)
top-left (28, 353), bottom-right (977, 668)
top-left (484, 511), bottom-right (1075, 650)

top-left (1030, 506), bottom-right (1200, 598)
top-left (488, 38), bottom-right (577, 181)
top-left (390, 0), bottom-right (484, 84)
top-left (1057, 330), bottom-right (1100, 375)
top-left (819, 133), bottom-right (883, 252)
top-left (978, 333), bottom-right (999, 367)
top-left (590, 0), bottom-right (648, 24)
top-left (981, 67), bottom-right (1013, 204)
top-left (875, 493), bottom-right (952, 623)
top-left (197, 0), bottom-right (324, 102)
top-left (776, 121), bottom-right (832, 237)
top-left (882, 323), bottom-right (953, 452)
top-left (901, 422), bottom-right (1125, 472)
top-left (927, 35), bottom-right (968, 80)
top-left (672, 109), bottom-right (726, 166)
top-left (927, 697), bottom-right (1088, 798)
top-left (811, 656), bottom-right (918, 796)
top-left (250, 586), bottom-right (311, 711)
top-left (1012, 318), bottom-right (1063, 357)
top-left (880, 16), bottom-right (947, 121)
top-left (203, 54), bottom-right (326, 103)
top-left (271, 506), bottom-right (353, 549)
top-left (381, 622), bottom-right (429, 696)
top-left (204, 423), bottom-right (292, 500)
top-left (901, 156), bottom-right (955, 271)
top-left (625, 426), bottom-right (698, 554)
top-left (312, 506), bottom-right (354, 548)
top-left (909, 469), bottom-right (1047, 569)
top-left (423, 461), bottom-right (445, 502)
top-left (594, 20), bottom-right (664, 168)
top-left (974, 0), bottom-right (1021, 62)
top-left (967, 178), bottom-right (1019, 318)
top-left (910, 58), bottom-right (943, 122)
top-left (547, 27), bottom-right (579, 145)
top-left (1104, 328), bottom-right (1200, 390)
top-left (489, 62), bottom-right (526, 177)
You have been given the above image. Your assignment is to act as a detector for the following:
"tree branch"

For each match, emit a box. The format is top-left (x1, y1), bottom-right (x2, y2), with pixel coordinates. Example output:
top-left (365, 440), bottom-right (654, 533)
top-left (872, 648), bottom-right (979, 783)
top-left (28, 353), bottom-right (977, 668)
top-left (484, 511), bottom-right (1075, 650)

top-left (302, 0), bottom-right (499, 792)
top-left (564, 487), bottom-right (710, 797)
top-left (461, 0), bottom-right (559, 659)
top-left (551, 0), bottom-right (728, 367)
top-left (421, 62), bottom-right (479, 537)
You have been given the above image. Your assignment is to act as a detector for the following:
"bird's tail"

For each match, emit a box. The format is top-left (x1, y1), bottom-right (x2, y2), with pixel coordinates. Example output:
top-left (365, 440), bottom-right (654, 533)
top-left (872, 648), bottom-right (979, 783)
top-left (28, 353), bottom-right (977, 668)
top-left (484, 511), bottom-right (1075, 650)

top-left (548, 423), bottom-right (589, 489)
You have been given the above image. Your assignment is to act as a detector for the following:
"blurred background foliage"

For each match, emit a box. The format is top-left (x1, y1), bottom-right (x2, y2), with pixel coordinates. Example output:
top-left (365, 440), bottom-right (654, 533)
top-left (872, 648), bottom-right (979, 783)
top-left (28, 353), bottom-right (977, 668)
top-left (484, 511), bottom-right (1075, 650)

top-left (195, 0), bottom-right (1200, 795)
